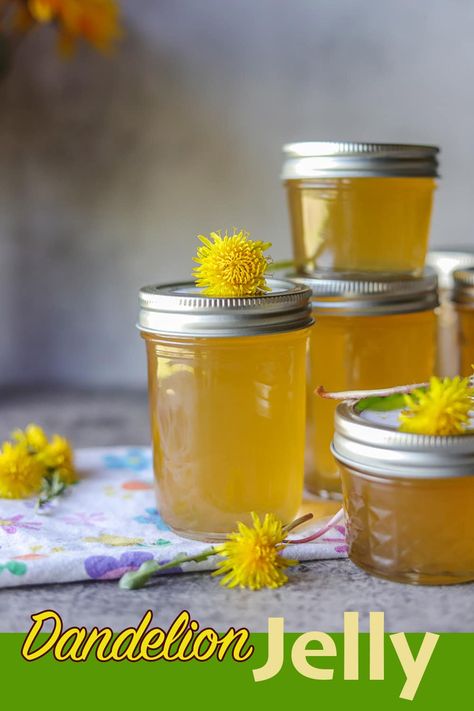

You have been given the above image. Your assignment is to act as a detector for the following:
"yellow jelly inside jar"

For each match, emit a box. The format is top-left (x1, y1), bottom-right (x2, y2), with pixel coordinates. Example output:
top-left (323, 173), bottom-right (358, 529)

top-left (138, 279), bottom-right (313, 540)
top-left (295, 271), bottom-right (438, 497)
top-left (453, 267), bottom-right (474, 376)
top-left (333, 403), bottom-right (474, 585)
top-left (282, 142), bottom-right (439, 274)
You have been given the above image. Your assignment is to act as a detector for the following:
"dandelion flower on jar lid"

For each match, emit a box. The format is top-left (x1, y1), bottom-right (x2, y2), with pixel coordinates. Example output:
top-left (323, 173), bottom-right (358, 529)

top-left (0, 442), bottom-right (44, 499)
top-left (213, 512), bottom-right (296, 590)
top-left (399, 375), bottom-right (474, 436)
top-left (193, 230), bottom-right (272, 297)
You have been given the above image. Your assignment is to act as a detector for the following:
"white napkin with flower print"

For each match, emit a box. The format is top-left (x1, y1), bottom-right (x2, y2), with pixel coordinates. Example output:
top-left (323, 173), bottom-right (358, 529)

top-left (0, 447), bottom-right (347, 588)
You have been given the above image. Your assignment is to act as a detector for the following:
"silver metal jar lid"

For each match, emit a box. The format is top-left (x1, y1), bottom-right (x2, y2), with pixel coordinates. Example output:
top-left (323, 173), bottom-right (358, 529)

top-left (332, 401), bottom-right (474, 479)
top-left (138, 278), bottom-right (314, 338)
top-left (427, 250), bottom-right (474, 291)
top-left (281, 141), bottom-right (440, 179)
top-left (453, 268), bottom-right (474, 308)
top-left (289, 269), bottom-right (438, 315)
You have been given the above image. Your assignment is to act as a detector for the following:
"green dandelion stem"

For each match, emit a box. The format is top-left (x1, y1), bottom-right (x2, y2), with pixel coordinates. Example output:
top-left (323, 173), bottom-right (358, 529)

top-left (119, 547), bottom-right (218, 590)
top-left (36, 471), bottom-right (68, 512)
top-left (270, 259), bottom-right (297, 272)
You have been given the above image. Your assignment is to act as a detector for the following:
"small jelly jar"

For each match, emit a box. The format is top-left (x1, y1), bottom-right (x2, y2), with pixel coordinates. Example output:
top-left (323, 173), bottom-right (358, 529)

top-left (138, 278), bottom-right (313, 540)
top-left (332, 403), bottom-right (474, 585)
top-left (282, 142), bottom-right (439, 274)
top-left (292, 270), bottom-right (438, 498)
top-left (427, 250), bottom-right (474, 377)
top-left (453, 267), bottom-right (474, 377)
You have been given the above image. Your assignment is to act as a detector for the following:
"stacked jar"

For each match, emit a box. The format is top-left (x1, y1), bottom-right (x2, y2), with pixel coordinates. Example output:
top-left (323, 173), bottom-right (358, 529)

top-left (282, 142), bottom-right (440, 498)
top-left (291, 271), bottom-right (438, 497)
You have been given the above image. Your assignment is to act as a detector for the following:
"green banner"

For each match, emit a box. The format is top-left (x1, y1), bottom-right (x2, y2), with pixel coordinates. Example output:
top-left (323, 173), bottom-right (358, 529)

top-left (1, 615), bottom-right (472, 708)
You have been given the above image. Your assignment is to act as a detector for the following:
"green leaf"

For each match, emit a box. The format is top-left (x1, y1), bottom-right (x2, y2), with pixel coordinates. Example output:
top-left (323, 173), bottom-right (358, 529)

top-left (356, 393), bottom-right (408, 412)
top-left (355, 388), bottom-right (427, 413)
top-left (36, 471), bottom-right (68, 510)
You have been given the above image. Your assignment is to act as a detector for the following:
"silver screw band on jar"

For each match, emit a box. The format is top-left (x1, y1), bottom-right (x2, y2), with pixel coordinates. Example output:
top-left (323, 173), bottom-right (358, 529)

top-left (453, 268), bottom-right (474, 309)
top-left (289, 269), bottom-right (439, 316)
top-left (331, 401), bottom-right (474, 479)
top-left (281, 141), bottom-right (440, 179)
top-left (138, 278), bottom-right (314, 338)
top-left (427, 250), bottom-right (474, 292)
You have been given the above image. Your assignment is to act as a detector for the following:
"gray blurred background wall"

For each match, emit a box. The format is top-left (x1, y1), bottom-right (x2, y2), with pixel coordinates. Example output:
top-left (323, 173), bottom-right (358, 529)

top-left (0, 0), bottom-right (472, 388)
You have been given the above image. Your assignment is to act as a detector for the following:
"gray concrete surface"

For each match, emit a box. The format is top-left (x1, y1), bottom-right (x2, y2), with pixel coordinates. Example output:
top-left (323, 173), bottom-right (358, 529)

top-left (0, 390), bottom-right (472, 633)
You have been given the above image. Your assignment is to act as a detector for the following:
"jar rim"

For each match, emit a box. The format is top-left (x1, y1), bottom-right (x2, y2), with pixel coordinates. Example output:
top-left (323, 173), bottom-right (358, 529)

top-left (288, 269), bottom-right (438, 315)
top-left (427, 250), bottom-right (474, 291)
top-left (281, 141), bottom-right (440, 179)
top-left (331, 401), bottom-right (474, 479)
top-left (138, 278), bottom-right (314, 337)
top-left (453, 267), bottom-right (474, 307)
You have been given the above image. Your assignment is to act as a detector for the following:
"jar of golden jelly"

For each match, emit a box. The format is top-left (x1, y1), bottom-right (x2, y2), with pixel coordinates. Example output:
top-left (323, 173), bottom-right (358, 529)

top-left (453, 267), bottom-right (474, 376)
top-left (282, 142), bottom-right (439, 273)
top-left (427, 250), bottom-right (474, 377)
top-left (332, 403), bottom-right (474, 585)
top-left (138, 278), bottom-right (313, 540)
top-left (292, 270), bottom-right (438, 498)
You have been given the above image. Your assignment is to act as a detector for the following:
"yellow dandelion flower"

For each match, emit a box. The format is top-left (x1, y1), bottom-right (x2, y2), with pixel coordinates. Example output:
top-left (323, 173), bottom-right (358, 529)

top-left (37, 434), bottom-right (77, 485)
top-left (0, 442), bottom-right (44, 499)
top-left (12, 423), bottom-right (49, 453)
top-left (193, 230), bottom-right (272, 297)
top-left (28, 0), bottom-right (121, 54)
top-left (28, 0), bottom-right (56, 23)
top-left (213, 512), bottom-right (296, 590)
top-left (399, 375), bottom-right (474, 436)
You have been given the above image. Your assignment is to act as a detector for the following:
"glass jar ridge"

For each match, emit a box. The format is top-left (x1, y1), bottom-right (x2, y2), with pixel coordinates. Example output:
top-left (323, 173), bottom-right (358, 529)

top-left (332, 402), bottom-right (474, 585)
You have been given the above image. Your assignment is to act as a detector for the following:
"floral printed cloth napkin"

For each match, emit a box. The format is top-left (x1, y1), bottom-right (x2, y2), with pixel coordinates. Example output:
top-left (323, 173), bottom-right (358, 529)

top-left (0, 447), bottom-right (347, 588)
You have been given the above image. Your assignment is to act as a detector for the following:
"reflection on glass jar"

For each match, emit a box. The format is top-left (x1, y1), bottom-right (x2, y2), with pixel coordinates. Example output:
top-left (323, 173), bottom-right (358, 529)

top-left (282, 142), bottom-right (439, 274)
top-left (291, 271), bottom-right (438, 498)
top-left (138, 279), bottom-right (312, 540)
top-left (453, 267), bottom-right (474, 377)
top-left (427, 250), bottom-right (474, 377)
top-left (332, 403), bottom-right (474, 585)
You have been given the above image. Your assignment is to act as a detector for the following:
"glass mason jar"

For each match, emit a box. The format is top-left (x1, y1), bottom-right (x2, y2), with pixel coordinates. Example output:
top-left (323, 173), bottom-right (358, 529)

top-left (427, 250), bottom-right (474, 377)
top-left (291, 270), bottom-right (438, 498)
top-left (332, 403), bottom-right (474, 585)
top-left (453, 267), bottom-right (474, 376)
top-left (138, 278), bottom-right (313, 540)
top-left (282, 142), bottom-right (439, 273)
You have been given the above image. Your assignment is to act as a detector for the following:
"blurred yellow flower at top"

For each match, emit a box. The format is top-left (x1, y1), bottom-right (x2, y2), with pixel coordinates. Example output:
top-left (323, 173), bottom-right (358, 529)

top-left (28, 0), bottom-right (55, 22)
top-left (193, 230), bottom-right (272, 297)
top-left (399, 375), bottom-right (474, 436)
top-left (213, 512), bottom-right (296, 590)
top-left (12, 423), bottom-right (49, 453)
top-left (38, 434), bottom-right (77, 485)
top-left (0, 442), bottom-right (44, 499)
top-left (28, 0), bottom-right (121, 54)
